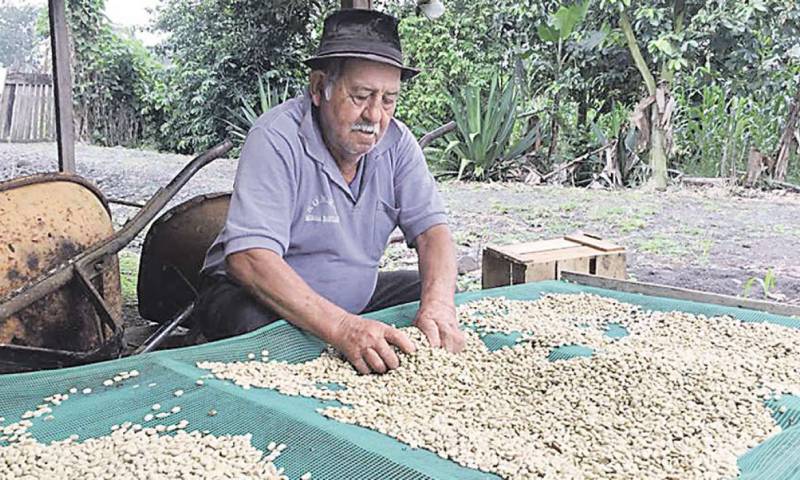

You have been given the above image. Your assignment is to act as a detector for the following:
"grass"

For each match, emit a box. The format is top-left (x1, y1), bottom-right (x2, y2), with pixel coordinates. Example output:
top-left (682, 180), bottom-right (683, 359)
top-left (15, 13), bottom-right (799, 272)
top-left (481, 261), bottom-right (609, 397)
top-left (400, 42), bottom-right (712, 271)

top-left (118, 251), bottom-right (140, 304)
top-left (617, 217), bottom-right (648, 234)
top-left (681, 226), bottom-right (705, 237)
top-left (743, 269), bottom-right (777, 299)
top-left (559, 201), bottom-right (580, 213)
top-left (637, 234), bottom-right (687, 257)
top-left (453, 230), bottom-right (483, 247)
top-left (773, 224), bottom-right (790, 235)
top-left (587, 203), bottom-right (659, 235)
top-left (695, 238), bottom-right (714, 265)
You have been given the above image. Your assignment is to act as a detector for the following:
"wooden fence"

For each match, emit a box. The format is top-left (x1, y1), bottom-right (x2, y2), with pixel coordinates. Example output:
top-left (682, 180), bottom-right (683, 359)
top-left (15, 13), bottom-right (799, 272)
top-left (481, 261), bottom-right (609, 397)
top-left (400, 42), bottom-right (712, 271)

top-left (0, 72), bottom-right (56, 142)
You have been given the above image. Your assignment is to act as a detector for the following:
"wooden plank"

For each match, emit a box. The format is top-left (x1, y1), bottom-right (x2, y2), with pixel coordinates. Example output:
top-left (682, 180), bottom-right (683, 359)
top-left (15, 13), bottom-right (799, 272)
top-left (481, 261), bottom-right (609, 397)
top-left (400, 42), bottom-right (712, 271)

top-left (481, 249), bottom-right (511, 289)
top-left (0, 84), bottom-right (11, 140)
top-left (36, 84), bottom-right (45, 140)
top-left (556, 256), bottom-right (590, 279)
top-left (595, 252), bottom-right (627, 279)
top-left (41, 84), bottom-right (50, 140)
top-left (524, 261), bottom-right (556, 282)
top-left (0, 67), bottom-right (6, 136)
top-left (21, 84), bottom-right (33, 141)
top-left (564, 233), bottom-right (624, 252)
top-left (49, 0), bottom-right (76, 173)
top-left (31, 84), bottom-right (39, 140)
top-left (560, 271), bottom-right (800, 317)
top-left (5, 72), bottom-right (51, 85)
top-left (518, 245), bottom-right (600, 263)
top-left (44, 85), bottom-right (54, 140)
top-left (9, 85), bottom-right (25, 141)
top-left (510, 262), bottom-right (526, 285)
top-left (39, 85), bottom-right (47, 140)
top-left (7, 85), bottom-right (19, 140)
top-left (24, 84), bottom-right (35, 140)
top-left (29, 84), bottom-right (38, 140)
top-left (494, 238), bottom-right (578, 258)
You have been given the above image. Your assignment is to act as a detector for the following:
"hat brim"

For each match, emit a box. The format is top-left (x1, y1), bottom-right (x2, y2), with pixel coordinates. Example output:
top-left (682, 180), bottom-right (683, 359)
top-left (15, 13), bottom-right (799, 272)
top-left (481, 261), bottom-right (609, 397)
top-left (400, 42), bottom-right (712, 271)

top-left (304, 52), bottom-right (420, 81)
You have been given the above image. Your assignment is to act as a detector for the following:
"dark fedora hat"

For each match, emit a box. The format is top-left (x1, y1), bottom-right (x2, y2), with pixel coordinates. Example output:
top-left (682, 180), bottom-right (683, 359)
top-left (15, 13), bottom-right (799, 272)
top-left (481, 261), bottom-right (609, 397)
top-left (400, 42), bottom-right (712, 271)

top-left (304, 9), bottom-right (420, 81)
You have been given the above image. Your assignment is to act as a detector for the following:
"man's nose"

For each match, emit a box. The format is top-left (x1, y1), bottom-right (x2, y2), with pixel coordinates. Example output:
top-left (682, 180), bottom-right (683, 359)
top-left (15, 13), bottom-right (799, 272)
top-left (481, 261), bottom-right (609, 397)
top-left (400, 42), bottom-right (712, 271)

top-left (362, 97), bottom-right (382, 124)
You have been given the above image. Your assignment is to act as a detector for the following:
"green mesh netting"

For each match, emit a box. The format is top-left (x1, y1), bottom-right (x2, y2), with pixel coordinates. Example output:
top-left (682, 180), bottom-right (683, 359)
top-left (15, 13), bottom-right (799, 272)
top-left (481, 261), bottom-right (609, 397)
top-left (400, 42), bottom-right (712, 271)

top-left (1, 280), bottom-right (800, 479)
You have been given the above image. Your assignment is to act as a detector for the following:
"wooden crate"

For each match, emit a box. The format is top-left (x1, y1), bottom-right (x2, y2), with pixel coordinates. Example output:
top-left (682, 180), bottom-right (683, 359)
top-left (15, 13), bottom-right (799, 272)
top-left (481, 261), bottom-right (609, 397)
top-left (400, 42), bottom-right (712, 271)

top-left (482, 233), bottom-right (626, 289)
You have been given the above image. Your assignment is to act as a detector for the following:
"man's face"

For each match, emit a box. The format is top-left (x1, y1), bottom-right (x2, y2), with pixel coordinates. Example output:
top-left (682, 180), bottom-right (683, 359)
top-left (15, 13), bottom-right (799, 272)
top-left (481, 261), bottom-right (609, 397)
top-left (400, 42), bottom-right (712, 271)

top-left (311, 58), bottom-right (402, 164)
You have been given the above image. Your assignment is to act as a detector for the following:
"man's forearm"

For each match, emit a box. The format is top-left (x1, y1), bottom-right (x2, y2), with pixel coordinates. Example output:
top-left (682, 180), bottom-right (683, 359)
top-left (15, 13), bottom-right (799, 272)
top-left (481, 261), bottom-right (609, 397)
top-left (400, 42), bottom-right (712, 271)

top-left (415, 224), bottom-right (457, 307)
top-left (225, 249), bottom-right (346, 343)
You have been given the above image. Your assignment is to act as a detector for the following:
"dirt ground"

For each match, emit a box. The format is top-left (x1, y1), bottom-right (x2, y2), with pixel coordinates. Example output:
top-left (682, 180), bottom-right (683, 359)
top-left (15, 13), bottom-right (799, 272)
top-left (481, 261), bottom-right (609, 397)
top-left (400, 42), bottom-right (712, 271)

top-left (2, 142), bottom-right (799, 324)
top-left (432, 182), bottom-right (800, 303)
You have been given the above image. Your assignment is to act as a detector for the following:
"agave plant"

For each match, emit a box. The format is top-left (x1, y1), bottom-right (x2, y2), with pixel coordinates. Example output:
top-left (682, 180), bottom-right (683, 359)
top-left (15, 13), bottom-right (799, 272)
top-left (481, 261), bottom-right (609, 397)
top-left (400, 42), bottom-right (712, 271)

top-left (225, 74), bottom-right (292, 143)
top-left (442, 74), bottom-right (539, 180)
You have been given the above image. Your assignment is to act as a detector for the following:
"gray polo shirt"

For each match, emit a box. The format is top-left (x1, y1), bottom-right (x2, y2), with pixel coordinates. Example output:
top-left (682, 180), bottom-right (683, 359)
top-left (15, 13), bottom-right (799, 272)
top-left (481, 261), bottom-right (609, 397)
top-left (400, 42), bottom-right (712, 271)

top-left (201, 92), bottom-right (448, 314)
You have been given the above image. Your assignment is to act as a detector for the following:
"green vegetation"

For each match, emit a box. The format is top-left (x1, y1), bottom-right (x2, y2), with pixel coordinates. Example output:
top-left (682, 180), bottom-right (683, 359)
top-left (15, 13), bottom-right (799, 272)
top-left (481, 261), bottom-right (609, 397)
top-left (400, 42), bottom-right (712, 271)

top-left (118, 251), bottom-right (140, 304)
top-left (743, 269), bottom-right (778, 299)
top-left (225, 74), bottom-right (293, 144)
top-left (433, 74), bottom-right (538, 180)
top-left (35, 0), bottom-right (165, 147)
top-left (0, 4), bottom-right (40, 70)
top-left (588, 203), bottom-right (658, 234)
top-left (6, 0), bottom-right (797, 184)
top-left (637, 234), bottom-right (686, 257)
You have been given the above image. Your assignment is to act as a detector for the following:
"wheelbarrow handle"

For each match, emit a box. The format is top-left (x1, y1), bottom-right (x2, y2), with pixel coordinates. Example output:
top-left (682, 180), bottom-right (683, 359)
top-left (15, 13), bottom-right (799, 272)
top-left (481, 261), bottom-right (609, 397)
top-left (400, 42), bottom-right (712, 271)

top-left (102, 139), bottom-right (234, 255)
top-left (0, 139), bottom-right (234, 320)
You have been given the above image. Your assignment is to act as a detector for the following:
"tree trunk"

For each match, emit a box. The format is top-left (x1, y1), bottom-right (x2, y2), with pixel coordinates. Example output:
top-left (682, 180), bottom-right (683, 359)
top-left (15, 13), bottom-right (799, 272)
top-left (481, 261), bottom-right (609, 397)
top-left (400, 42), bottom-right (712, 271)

top-left (546, 91), bottom-right (561, 168)
top-left (773, 87), bottom-right (800, 181)
top-left (649, 106), bottom-right (668, 190)
top-left (744, 148), bottom-right (765, 186)
top-left (620, 12), bottom-right (668, 190)
top-left (577, 93), bottom-right (588, 130)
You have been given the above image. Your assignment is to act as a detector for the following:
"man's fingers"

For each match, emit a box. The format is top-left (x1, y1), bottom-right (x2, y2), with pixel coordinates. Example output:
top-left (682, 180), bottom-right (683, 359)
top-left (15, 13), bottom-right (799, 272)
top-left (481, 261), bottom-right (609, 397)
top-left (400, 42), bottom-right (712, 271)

top-left (440, 325), bottom-right (454, 352)
top-left (363, 348), bottom-right (387, 374)
top-left (385, 327), bottom-right (416, 354)
top-left (350, 355), bottom-right (371, 375)
top-left (418, 320), bottom-right (441, 348)
top-left (441, 324), bottom-right (466, 353)
top-left (454, 328), bottom-right (467, 352)
top-left (374, 341), bottom-right (400, 371)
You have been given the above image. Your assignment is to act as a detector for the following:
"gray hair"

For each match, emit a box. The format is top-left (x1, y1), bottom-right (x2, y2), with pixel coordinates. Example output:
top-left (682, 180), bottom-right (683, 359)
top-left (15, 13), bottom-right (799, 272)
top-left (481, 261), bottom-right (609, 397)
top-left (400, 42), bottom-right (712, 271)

top-left (319, 59), bottom-right (347, 101)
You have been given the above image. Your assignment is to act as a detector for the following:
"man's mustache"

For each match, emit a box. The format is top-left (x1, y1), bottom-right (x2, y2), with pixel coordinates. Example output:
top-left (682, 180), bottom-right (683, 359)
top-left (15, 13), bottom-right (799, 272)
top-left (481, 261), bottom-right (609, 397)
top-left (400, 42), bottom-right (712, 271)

top-left (352, 122), bottom-right (379, 135)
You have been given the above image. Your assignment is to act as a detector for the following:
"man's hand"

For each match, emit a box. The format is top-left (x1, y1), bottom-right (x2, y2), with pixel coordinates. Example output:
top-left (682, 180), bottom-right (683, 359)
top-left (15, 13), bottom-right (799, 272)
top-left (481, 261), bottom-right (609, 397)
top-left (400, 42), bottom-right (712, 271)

top-left (329, 313), bottom-right (416, 374)
top-left (413, 299), bottom-right (465, 353)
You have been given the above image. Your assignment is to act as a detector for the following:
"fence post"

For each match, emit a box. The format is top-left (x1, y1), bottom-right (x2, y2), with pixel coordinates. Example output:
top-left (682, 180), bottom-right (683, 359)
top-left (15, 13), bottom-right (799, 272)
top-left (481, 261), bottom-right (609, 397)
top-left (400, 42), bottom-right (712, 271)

top-left (48, 0), bottom-right (76, 173)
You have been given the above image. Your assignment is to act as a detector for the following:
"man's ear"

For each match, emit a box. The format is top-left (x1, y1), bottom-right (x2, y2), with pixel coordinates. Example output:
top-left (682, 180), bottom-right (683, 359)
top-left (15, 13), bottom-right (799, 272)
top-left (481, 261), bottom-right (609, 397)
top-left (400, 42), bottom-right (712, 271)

top-left (309, 71), bottom-right (326, 107)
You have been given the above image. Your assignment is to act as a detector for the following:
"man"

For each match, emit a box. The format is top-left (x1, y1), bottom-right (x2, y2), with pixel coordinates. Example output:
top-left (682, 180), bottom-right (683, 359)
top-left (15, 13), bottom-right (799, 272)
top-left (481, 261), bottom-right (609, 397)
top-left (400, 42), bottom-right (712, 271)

top-left (195, 9), bottom-right (465, 374)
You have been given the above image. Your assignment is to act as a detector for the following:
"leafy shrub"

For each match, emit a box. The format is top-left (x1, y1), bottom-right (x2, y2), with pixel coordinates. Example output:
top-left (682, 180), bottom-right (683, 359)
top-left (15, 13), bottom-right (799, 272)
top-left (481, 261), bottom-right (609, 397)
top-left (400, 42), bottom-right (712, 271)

top-left (435, 75), bottom-right (537, 180)
top-left (64, 0), bottom-right (161, 146)
top-left (673, 80), bottom-right (787, 178)
top-left (388, 3), bottom-right (510, 137)
top-left (224, 74), bottom-right (293, 144)
top-left (151, 0), bottom-right (334, 153)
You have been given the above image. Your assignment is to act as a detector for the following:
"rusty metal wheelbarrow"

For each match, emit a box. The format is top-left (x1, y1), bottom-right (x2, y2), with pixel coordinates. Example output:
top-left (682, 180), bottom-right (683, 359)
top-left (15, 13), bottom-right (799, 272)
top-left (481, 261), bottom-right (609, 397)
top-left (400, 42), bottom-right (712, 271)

top-left (0, 140), bottom-right (233, 373)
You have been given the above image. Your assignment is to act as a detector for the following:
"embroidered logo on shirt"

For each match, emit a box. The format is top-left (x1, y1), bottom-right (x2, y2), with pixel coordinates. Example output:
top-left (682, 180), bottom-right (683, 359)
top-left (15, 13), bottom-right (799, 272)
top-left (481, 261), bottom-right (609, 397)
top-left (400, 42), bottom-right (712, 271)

top-left (304, 195), bottom-right (340, 223)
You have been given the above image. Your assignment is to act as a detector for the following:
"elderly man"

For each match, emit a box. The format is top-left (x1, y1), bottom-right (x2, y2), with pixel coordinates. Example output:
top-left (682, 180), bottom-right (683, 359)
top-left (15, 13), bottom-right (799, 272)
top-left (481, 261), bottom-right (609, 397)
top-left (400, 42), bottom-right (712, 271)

top-left (195, 9), bottom-right (465, 374)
